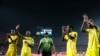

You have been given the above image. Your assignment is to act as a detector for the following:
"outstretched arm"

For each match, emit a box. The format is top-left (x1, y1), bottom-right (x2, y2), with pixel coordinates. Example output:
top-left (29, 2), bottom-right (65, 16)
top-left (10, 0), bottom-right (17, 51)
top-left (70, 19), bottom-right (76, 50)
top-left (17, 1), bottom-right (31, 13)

top-left (15, 24), bottom-right (25, 39)
top-left (15, 24), bottom-right (22, 36)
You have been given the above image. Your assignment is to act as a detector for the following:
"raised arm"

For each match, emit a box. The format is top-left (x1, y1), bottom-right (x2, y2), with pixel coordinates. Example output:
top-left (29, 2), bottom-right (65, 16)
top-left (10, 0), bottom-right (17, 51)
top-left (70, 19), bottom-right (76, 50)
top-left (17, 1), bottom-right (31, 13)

top-left (62, 26), bottom-right (67, 41)
top-left (15, 24), bottom-right (25, 39)
top-left (87, 19), bottom-right (98, 29)
top-left (80, 14), bottom-right (88, 33)
top-left (67, 33), bottom-right (76, 40)
top-left (15, 24), bottom-right (22, 36)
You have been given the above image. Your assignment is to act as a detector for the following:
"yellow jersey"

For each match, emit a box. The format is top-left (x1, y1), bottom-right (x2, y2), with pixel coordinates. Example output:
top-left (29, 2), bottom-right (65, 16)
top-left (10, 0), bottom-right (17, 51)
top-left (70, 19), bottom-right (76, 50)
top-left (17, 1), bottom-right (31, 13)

top-left (22, 36), bottom-right (34, 51)
top-left (86, 27), bottom-right (99, 49)
top-left (8, 35), bottom-right (18, 50)
top-left (64, 31), bottom-right (78, 53)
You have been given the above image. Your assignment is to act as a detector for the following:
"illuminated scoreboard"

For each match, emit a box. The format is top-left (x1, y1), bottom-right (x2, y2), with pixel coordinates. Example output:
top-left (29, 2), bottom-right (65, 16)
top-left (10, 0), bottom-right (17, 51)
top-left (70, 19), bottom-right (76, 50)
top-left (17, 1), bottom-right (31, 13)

top-left (40, 28), bottom-right (52, 37)
top-left (36, 27), bottom-right (52, 37)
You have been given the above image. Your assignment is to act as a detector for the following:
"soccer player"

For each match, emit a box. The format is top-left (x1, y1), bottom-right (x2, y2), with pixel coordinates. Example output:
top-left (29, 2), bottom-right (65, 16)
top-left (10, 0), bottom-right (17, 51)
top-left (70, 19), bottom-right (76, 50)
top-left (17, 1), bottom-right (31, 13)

top-left (16, 25), bottom-right (34, 56)
top-left (5, 25), bottom-right (19, 56)
top-left (80, 14), bottom-right (100, 56)
top-left (62, 25), bottom-right (78, 56)
top-left (37, 32), bottom-right (56, 56)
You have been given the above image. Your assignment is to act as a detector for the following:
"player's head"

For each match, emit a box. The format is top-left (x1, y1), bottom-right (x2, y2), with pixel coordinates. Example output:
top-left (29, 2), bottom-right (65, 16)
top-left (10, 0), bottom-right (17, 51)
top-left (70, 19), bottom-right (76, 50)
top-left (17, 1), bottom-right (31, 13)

top-left (11, 29), bottom-right (15, 35)
top-left (87, 19), bottom-right (94, 28)
top-left (44, 32), bottom-right (48, 37)
top-left (26, 31), bottom-right (31, 36)
top-left (65, 25), bottom-right (73, 32)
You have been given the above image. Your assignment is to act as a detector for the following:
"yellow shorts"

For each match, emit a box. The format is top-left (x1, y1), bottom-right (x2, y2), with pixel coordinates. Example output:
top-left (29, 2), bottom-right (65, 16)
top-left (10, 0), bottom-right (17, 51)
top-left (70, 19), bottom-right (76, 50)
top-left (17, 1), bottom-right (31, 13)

top-left (86, 49), bottom-right (99, 56)
top-left (5, 49), bottom-right (17, 56)
top-left (21, 50), bottom-right (31, 56)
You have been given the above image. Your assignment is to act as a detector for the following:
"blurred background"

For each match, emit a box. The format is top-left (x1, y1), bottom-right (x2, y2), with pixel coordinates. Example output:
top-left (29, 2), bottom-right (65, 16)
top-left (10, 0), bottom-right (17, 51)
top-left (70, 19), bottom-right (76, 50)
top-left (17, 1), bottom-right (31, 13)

top-left (0, 0), bottom-right (100, 56)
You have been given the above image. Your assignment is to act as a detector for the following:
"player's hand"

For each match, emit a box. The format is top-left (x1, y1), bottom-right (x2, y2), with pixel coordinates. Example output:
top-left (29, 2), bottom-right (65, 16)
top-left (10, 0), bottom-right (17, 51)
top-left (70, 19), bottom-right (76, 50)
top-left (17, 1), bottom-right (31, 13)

top-left (15, 24), bottom-right (20, 30)
top-left (62, 26), bottom-right (65, 33)
top-left (7, 33), bottom-right (10, 35)
top-left (83, 14), bottom-right (88, 22)
top-left (7, 33), bottom-right (10, 38)
top-left (62, 26), bottom-right (65, 29)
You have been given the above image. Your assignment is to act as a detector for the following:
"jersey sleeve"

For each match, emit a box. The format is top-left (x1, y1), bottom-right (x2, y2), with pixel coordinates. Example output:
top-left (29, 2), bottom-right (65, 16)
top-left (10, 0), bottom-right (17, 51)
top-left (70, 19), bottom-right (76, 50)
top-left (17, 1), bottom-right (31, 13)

top-left (74, 32), bottom-right (78, 38)
top-left (97, 27), bottom-right (100, 32)
top-left (76, 32), bottom-right (78, 38)
top-left (68, 32), bottom-right (78, 40)
top-left (85, 28), bottom-right (90, 33)
top-left (23, 36), bottom-right (26, 39)
top-left (97, 27), bottom-right (100, 36)
top-left (74, 32), bottom-right (78, 40)
top-left (15, 35), bottom-right (18, 41)
top-left (49, 38), bottom-right (54, 46)
top-left (50, 38), bottom-right (53, 44)
top-left (8, 38), bottom-right (11, 43)
top-left (31, 38), bottom-right (34, 44)
top-left (64, 35), bottom-right (69, 40)
top-left (40, 38), bottom-right (43, 44)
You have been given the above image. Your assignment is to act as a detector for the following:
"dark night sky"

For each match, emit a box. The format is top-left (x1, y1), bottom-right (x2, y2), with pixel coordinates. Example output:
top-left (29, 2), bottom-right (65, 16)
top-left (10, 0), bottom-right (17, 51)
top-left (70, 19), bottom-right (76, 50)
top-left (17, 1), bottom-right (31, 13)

top-left (0, 0), bottom-right (100, 44)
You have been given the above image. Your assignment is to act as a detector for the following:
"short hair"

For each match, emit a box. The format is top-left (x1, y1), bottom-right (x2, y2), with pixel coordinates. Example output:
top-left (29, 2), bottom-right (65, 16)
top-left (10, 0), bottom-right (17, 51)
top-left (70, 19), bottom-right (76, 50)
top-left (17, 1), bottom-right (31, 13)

top-left (45, 32), bottom-right (48, 35)
top-left (67, 25), bottom-right (74, 29)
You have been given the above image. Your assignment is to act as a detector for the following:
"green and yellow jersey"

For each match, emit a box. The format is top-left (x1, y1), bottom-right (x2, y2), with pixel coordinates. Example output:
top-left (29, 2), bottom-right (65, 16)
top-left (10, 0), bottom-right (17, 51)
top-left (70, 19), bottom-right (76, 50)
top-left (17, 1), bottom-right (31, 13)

top-left (40, 37), bottom-right (53, 52)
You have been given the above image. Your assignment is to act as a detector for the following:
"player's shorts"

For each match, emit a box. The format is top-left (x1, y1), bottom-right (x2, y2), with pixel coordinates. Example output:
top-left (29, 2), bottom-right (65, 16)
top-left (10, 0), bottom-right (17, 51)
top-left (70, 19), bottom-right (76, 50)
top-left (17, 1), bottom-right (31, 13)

top-left (86, 48), bottom-right (99, 56)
